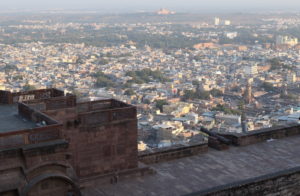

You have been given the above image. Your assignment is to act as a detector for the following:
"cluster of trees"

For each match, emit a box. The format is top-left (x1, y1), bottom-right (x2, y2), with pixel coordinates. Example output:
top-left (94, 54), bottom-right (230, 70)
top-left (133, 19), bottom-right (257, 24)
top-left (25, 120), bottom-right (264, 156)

top-left (219, 28), bottom-right (273, 45)
top-left (4, 64), bottom-right (17, 72)
top-left (96, 58), bottom-right (109, 65)
top-left (261, 82), bottom-right (276, 92)
top-left (210, 88), bottom-right (223, 97)
top-left (92, 71), bottom-right (115, 88)
top-left (126, 32), bottom-right (197, 49)
top-left (13, 75), bottom-right (23, 80)
top-left (101, 52), bottom-right (132, 58)
top-left (182, 88), bottom-right (223, 101)
top-left (212, 104), bottom-right (242, 115)
top-left (280, 93), bottom-right (298, 101)
top-left (268, 58), bottom-right (293, 71)
top-left (23, 84), bottom-right (36, 91)
top-left (124, 89), bottom-right (135, 96)
top-left (182, 90), bottom-right (210, 101)
top-left (126, 69), bottom-right (170, 84)
top-left (1, 25), bottom-right (199, 49)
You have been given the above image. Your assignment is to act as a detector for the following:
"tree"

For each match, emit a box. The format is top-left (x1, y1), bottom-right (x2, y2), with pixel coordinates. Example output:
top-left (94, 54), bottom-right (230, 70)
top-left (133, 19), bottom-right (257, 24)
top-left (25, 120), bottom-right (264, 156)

top-left (197, 91), bottom-right (211, 100)
top-left (261, 82), bottom-right (275, 92)
top-left (183, 89), bottom-right (196, 100)
top-left (23, 84), bottom-right (36, 91)
top-left (280, 93), bottom-right (297, 100)
top-left (210, 88), bottom-right (223, 97)
top-left (268, 58), bottom-right (293, 71)
top-left (183, 89), bottom-right (211, 101)
top-left (125, 69), bottom-right (170, 84)
top-left (124, 89), bottom-right (135, 96)
top-left (92, 71), bottom-right (115, 88)
top-left (212, 104), bottom-right (241, 115)
top-left (192, 80), bottom-right (200, 86)
top-left (155, 100), bottom-right (169, 112)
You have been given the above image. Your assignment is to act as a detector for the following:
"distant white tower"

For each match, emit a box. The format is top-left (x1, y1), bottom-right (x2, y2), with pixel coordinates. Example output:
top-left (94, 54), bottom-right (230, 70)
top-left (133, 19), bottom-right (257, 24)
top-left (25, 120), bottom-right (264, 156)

top-left (214, 17), bottom-right (220, 26)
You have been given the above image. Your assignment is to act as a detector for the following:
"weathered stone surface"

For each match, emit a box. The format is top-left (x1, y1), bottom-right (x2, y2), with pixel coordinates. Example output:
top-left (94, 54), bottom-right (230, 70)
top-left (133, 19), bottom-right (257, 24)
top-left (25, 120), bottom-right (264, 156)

top-left (83, 135), bottom-right (300, 196)
top-left (139, 142), bottom-right (208, 164)
top-left (190, 168), bottom-right (300, 196)
top-left (2, 89), bottom-right (300, 196)
top-left (218, 124), bottom-right (300, 146)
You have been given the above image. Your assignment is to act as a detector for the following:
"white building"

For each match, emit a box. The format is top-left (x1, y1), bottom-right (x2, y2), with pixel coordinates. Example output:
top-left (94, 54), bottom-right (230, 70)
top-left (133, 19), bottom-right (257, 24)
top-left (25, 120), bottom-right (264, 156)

top-left (224, 20), bottom-right (231, 25)
top-left (214, 17), bottom-right (220, 26)
top-left (225, 32), bottom-right (238, 39)
top-left (244, 64), bottom-right (258, 76)
top-left (286, 72), bottom-right (296, 84)
top-left (276, 36), bottom-right (298, 46)
top-left (185, 112), bottom-right (199, 124)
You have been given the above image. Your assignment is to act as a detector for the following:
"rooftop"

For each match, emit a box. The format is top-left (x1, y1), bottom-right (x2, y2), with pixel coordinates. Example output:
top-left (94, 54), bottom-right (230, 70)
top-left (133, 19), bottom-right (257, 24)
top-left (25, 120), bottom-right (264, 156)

top-left (0, 104), bottom-right (36, 133)
top-left (83, 135), bottom-right (300, 196)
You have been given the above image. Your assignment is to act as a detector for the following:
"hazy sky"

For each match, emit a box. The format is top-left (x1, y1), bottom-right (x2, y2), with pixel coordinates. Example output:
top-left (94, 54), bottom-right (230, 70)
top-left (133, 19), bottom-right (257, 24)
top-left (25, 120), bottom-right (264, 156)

top-left (2, 0), bottom-right (300, 12)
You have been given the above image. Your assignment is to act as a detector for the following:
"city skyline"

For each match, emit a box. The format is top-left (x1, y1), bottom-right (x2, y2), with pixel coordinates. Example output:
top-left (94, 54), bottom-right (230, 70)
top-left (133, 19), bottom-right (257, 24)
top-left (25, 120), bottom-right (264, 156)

top-left (2, 0), bottom-right (300, 13)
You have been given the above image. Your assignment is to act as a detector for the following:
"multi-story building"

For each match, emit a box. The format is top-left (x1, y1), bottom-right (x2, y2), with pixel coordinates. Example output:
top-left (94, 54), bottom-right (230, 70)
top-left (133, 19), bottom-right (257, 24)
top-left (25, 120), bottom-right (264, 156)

top-left (276, 35), bottom-right (298, 46)
top-left (214, 17), bottom-right (220, 26)
top-left (244, 63), bottom-right (258, 76)
top-left (286, 72), bottom-right (297, 84)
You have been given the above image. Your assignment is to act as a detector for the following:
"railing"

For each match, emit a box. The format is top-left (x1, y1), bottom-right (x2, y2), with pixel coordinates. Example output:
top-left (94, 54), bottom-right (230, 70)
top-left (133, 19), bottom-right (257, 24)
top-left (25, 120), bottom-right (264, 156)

top-left (0, 88), bottom-right (65, 104)
top-left (77, 100), bottom-right (112, 113)
top-left (18, 102), bottom-right (58, 125)
top-left (77, 99), bottom-right (131, 113)
top-left (78, 106), bottom-right (137, 126)
top-left (0, 124), bottom-right (62, 149)
top-left (0, 103), bottom-right (63, 149)
top-left (217, 124), bottom-right (300, 146)
top-left (24, 95), bottom-right (76, 111)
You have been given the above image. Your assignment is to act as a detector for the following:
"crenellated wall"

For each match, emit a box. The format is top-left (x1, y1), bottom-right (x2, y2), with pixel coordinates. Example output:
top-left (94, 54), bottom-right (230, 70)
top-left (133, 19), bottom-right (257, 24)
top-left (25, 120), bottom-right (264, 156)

top-left (217, 124), bottom-right (300, 146)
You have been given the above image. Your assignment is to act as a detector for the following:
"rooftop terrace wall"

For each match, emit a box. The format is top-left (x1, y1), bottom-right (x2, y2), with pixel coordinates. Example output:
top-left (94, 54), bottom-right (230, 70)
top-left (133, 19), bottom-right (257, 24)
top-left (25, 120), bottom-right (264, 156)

top-left (218, 124), bottom-right (300, 146)
top-left (0, 89), bottom-right (64, 105)
top-left (0, 103), bottom-right (62, 149)
top-left (78, 100), bottom-right (136, 127)
top-left (24, 94), bottom-right (76, 112)
top-left (77, 99), bottom-right (131, 113)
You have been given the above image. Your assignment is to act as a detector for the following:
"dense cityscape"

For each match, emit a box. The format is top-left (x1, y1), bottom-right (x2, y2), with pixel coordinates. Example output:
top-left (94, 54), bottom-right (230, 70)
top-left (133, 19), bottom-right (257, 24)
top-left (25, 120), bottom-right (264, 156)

top-left (0, 10), bottom-right (300, 151)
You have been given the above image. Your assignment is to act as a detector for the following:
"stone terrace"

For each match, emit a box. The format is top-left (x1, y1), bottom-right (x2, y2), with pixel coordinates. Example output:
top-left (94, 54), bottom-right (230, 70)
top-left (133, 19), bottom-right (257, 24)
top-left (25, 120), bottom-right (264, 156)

top-left (0, 104), bottom-right (36, 133)
top-left (82, 135), bottom-right (300, 196)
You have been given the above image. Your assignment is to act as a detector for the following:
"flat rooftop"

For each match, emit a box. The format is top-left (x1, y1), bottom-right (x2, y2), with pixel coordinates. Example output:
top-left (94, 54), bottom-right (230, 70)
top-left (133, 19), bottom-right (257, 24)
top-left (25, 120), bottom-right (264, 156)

top-left (83, 135), bottom-right (300, 196)
top-left (0, 104), bottom-right (36, 133)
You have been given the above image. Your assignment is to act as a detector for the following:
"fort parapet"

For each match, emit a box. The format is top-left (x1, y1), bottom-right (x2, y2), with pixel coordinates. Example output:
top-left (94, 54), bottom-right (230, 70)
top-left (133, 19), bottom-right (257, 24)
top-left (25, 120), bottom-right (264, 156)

top-left (0, 89), bottom-right (138, 196)
top-left (0, 88), bottom-right (64, 104)
top-left (217, 124), bottom-right (300, 146)
top-left (0, 88), bottom-right (300, 196)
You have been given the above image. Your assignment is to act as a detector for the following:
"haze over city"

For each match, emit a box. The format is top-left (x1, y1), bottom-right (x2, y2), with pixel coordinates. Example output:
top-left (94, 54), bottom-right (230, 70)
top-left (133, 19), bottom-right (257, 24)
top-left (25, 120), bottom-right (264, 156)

top-left (2, 0), bottom-right (300, 12)
top-left (0, 0), bottom-right (300, 195)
